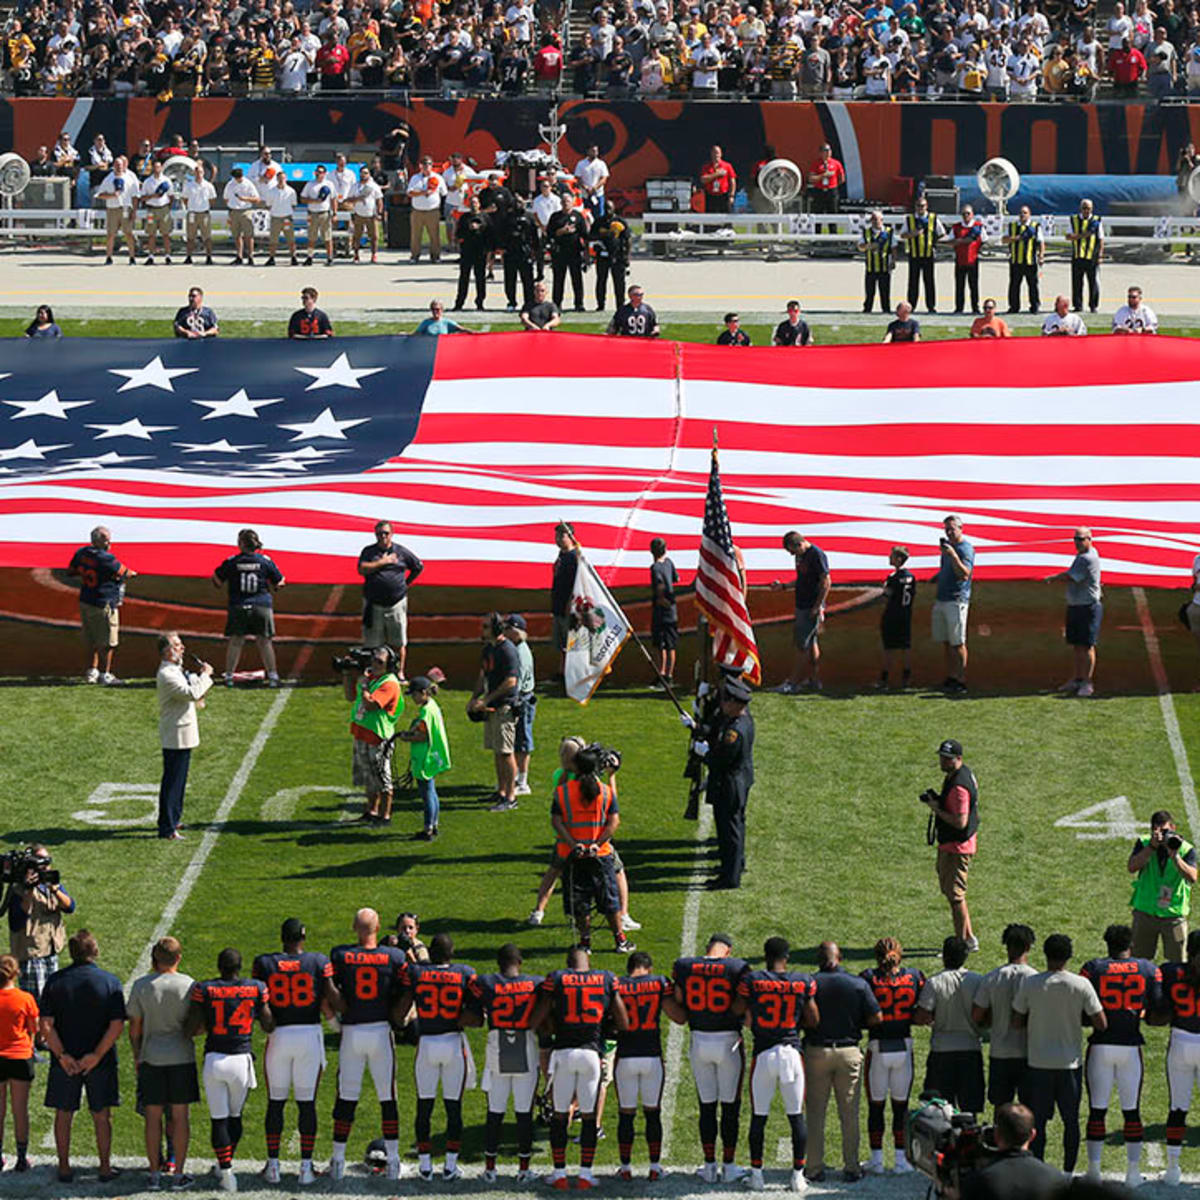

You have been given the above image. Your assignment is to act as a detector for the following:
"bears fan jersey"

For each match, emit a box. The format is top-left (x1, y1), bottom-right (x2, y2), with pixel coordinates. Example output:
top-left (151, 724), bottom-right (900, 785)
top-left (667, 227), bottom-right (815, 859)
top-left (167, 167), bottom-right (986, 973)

top-left (737, 969), bottom-right (816, 1053)
top-left (330, 943), bottom-right (407, 1024)
top-left (469, 972), bottom-right (544, 1031)
top-left (860, 966), bottom-right (926, 1049)
top-left (673, 955), bottom-right (748, 1032)
top-left (1158, 962), bottom-right (1200, 1033)
top-left (252, 951), bottom-right (333, 1027)
top-left (541, 968), bottom-right (618, 1052)
top-left (191, 977), bottom-right (268, 1055)
top-left (616, 974), bottom-right (673, 1058)
top-left (1080, 956), bottom-right (1160, 1045)
top-left (402, 961), bottom-right (477, 1036)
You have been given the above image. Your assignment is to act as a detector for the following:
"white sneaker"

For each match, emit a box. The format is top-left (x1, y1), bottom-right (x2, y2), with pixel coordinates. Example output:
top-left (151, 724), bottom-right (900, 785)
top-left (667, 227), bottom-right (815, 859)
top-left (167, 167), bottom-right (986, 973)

top-left (387, 1157), bottom-right (402, 1180)
top-left (864, 1158), bottom-right (886, 1175)
top-left (543, 1170), bottom-right (568, 1188)
top-left (101, 671), bottom-right (124, 686)
top-left (328, 1159), bottom-right (345, 1182)
top-left (742, 1168), bottom-right (765, 1191)
top-left (1085, 1163), bottom-right (1102, 1182)
top-left (621, 914), bottom-right (642, 931)
top-left (1125, 1167), bottom-right (1144, 1189)
top-left (262, 1161), bottom-right (280, 1184)
top-left (514, 783), bottom-right (532, 796)
top-left (527, 909), bottom-right (545, 926)
top-left (1164, 1163), bottom-right (1183, 1187)
top-left (1077, 681), bottom-right (1095, 698)
top-left (789, 1170), bottom-right (807, 1192)
top-left (219, 1168), bottom-right (237, 1193)
top-left (483, 1169), bottom-right (498, 1182)
top-left (85, 667), bottom-right (100, 683)
top-left (965, 935), bottom-right (980, 952)
top-left (723, 1164), bottom-right (749, 1184)
top-left (695, 1164), bottom-right (719, 1184)
top-left (443, 1164), bottom-right (462, 1181)
top-left (517, 1169), bottom-right (538, 1183)
top-left (891, 1157), bottom-right (914, 1175)
top-left (298, 1163), bottom-right (317, 1186)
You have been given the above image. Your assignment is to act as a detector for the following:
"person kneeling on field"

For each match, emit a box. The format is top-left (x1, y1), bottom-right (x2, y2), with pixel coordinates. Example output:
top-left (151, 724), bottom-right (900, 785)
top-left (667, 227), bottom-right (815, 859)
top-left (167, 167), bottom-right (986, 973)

top-left (343, 647), bottom-right (403, 823)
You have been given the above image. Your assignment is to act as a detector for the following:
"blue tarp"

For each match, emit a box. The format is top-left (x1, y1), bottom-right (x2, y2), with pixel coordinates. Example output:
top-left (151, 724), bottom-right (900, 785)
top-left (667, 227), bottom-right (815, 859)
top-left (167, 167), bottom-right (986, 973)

top-left (953, 174), bottom-right (1178, 214)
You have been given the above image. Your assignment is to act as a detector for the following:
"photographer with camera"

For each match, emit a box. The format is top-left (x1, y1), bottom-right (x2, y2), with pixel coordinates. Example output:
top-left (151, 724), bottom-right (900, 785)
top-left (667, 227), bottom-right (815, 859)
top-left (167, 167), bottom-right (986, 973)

top-left (357, 520), bottom-right (424, 682)
top-left (957, 1103), bottom-right (1062, 1200)
top-left (2, 846), bottom-right (73, 1005)
top-left (343, 646), bottom-right (403, 824)
top-left (922, 739), bottom-right (980, 952)
top-left (1128, 809), bottom-right (1197, 962)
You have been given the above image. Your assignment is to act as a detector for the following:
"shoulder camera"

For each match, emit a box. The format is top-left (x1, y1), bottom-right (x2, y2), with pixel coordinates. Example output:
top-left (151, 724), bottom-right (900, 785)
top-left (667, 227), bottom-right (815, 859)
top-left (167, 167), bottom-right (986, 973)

top-left (1, 847), bottom-right (59, 887)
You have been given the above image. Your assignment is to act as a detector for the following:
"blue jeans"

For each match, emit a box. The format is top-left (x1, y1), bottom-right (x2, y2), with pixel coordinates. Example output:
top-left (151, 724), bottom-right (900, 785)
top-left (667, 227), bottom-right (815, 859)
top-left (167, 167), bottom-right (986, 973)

top-left (417, 776), bottom-right (439, 829)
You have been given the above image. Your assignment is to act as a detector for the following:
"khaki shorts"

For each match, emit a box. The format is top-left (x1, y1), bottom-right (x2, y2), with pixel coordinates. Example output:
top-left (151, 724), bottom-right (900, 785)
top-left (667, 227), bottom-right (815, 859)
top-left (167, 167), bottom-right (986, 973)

top-left (362, 597), bottom-right (407, 648)
top-left (485, 705), bottom-right (518, 754)
top-left (269, 215), bottom-right (294, 242)
top-left (228, 209), bottom-right (253, 240)
top-left (186, 211), bottom-right (211, 243)
top-left (352, 735), bottom-right (393, 796)
top-left (144, 205), bottom-right (172, 238)
top-left (352, 213), bottom-right (377, 242)
top-left (105, 206), bottom-right (134, 240)
top-left (308, 210), bottom-right (332, 243)
top-left (80, 601), bottom-right (119, 649)
top-left (931, 600), bottom-right (969, 646)
top-left (937, 850), bottom-right (972, 902)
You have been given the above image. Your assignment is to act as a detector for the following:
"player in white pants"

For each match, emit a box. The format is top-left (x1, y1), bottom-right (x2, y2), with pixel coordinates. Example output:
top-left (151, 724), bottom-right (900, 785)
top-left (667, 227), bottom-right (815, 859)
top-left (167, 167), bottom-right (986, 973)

top-left (551, 1046), bottom-right (603, 1112)
top-left (1158, 934), bottom-right (1200, 1186)
top-left (205, 1052), bottom-right (257, 1121)
top-left (338, 1023), bottom-right (395, 1103)
top-left (690, 1031), bottom-right (745, 1105)
top-left (266, 1025), bottom-right (325, 1101)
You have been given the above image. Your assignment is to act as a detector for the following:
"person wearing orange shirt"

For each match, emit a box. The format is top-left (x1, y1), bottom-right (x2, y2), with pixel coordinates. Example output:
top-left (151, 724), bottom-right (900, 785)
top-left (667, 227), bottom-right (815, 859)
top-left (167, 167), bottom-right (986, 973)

top-left (0, 954), bottom-right (39, 1172)
top-left (969, 298), bottom-right (1012, 338)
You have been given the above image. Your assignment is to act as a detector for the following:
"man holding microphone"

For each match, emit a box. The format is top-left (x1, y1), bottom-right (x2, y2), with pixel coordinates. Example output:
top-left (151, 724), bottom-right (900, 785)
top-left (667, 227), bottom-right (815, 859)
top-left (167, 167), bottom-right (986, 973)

top-left (156, 633), bottom-right (213, 841)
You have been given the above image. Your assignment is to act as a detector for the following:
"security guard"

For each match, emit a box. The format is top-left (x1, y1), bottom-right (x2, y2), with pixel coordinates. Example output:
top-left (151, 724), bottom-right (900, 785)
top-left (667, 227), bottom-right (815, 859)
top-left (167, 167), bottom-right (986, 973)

top-left (699, 678), bottom-right (755, 891)
top-left (590, 210), bottom-right (631, 312)
top-left (1003, 204), bottom-right (1043, 314)
top-left (547, 204), bottom-right (589, 313)
top-left (1067, 198), bottom-right (1104, 314)
top-left (452, 195), bottom-right (492, 312)
top-left (502, 205), bottom-right (539, 312)
top-left (901, 195), bottom-right (945, 313)
top-left (860, 209), bottom-right (895, 314)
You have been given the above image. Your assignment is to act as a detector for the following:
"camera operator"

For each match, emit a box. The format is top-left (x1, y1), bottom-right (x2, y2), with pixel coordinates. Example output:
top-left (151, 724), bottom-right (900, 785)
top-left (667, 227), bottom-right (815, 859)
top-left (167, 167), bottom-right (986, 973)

top-left (921, 739), bottom-right (979, 952)
top-left (392, 913), bottom-right (430, 965)
top-left (1128, 809), bottom-right (1197, 962)
top-left (956, 1103), bottom-right (1062, 1200)
top-left (2, 847), bottom-right (74, 1004)
top-left (343, 646), bottom-right (403, 824)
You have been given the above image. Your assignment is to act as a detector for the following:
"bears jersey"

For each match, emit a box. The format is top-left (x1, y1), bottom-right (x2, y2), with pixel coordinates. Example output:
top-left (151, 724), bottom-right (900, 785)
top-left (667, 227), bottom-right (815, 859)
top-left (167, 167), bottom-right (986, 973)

top-left (1081, 956), bottom-right (1160, 1045)
top-left (252, 951), bottom-right (333, 1027)
top-left (469, 972), bottom-right (544, 1031)
top-left (330, 943), bottom-right (407, 1025)
top-left (191, 977), bottom-right (268, 1055)
top-left (860, 966), bottom-right (926, 1048)
top-left (402, 961), bottom-right (477, 1036)
top-left (1159, 962), bottom-right (1200, 1033)
top-left (616, 974), bottom-right (673, 1058)
top-left (673, 956), bottom-right (748, 1032)
top-left (541, 968), bottom-right (618, 1052)
top-left (737, 969), bottom-right (816, 1053)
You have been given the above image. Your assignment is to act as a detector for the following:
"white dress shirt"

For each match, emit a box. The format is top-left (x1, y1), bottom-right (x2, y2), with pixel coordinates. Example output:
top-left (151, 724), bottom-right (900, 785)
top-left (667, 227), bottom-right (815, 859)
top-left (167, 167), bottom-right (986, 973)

top-left (182, 178), bottom-right (216, 213)
top-left (407, 171), bottom-right (447, 211)
top-left (140, 174), bottom-right (174, 207)
top-left (223, 177), bottom-right (262, 209)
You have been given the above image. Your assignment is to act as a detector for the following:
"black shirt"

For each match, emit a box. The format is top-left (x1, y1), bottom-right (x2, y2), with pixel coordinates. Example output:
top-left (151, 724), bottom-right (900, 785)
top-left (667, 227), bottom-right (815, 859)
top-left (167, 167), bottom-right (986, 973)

top-left (651, 557), bottom-right (679, 623)
top-left (214, 549), bottom-right (282, 607)
top-left (773, 317), bottom-right (812, 346)
top-left (522, 299), bottom-right (560, 329)
top-left (961, 1150), bottom-right (1063, 1200)
top-left (886, 317), bottom-right (920, 342)
top-left (456, 209), bottom-right (492, 254)
top-left (882, 567), bottom-right (916, 625)
top-left (40, 962), bottom-right (126, 1059)
top-left (551, 548), bottom-right (578, 616)
top-left (616, 973), bottom-right (673, 1057)
top-left (717, 328), bottom-right (752, 346)
top-left (610, 302), bottom-right (658, 337)
top-left (358, 540), bottom-right (423, 606)
top-left (287, 308), bottom-right (333, 339)
top-left (482, 636), bottom-right (521, 703)
top-left (806, 967), bottom-right (880, 1044)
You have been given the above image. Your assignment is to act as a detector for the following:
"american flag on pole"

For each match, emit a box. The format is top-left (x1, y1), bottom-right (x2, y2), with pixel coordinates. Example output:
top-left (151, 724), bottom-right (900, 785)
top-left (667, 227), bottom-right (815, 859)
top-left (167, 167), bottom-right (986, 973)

top-left (694, 441), bottom-right (761, 686)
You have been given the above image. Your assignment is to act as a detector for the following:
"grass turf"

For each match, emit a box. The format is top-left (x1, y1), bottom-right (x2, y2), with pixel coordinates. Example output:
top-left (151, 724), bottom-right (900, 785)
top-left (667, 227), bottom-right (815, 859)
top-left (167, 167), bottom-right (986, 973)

top-left (3, 582), bottom-right (1200, 1190)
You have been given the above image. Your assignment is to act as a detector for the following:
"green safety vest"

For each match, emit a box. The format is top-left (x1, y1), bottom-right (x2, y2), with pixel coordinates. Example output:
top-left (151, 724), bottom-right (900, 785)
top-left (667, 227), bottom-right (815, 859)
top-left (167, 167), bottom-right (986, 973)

top-left (1130, 838), bottom-right (1194, 919)
top-left (410, 698), bottom-right (451, 780)
top-left (352, 673), bottom-right (402, 741)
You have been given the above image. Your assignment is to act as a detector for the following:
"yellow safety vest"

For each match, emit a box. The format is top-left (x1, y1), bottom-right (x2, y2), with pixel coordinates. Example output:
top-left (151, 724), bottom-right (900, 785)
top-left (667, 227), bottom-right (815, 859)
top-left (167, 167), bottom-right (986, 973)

top-left (1009, 219), bottom-right (1040, 265)
top-left (906, 213), bottom-right (937, 259)
top-left (1071, 214), bottom-right (1101, 261)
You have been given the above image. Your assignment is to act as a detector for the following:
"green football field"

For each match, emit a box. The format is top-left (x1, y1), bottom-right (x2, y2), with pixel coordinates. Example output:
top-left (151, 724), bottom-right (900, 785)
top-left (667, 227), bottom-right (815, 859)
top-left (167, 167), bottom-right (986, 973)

top-left (4, 580), bottom-right (1200, 1195)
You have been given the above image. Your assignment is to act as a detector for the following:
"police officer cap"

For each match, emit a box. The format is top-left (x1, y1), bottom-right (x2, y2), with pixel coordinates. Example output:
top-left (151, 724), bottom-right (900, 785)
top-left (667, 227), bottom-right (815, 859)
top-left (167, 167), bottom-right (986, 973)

top-left (937, 738), bottom-right (963, 758)
top-left (723, 679), bottom-right (752, 704)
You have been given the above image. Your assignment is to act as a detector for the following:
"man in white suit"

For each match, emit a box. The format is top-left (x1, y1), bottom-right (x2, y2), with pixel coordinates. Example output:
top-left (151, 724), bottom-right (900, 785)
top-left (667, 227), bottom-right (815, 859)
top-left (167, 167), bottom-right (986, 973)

top-left (156, 632), bottom-right (213, 840)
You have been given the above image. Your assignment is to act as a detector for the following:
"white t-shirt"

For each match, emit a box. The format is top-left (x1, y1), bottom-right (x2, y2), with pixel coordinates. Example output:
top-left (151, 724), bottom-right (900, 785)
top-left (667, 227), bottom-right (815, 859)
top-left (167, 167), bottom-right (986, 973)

top-left (985, 43), bottom-right (1010, 85)
top-left (864, 53), bottom-right (891, 93)
top-left (248, 158), bottom-right (282, 198)
top-left (267, 183), bottom-right (296, 218)
top-left (140, 174), bottom-right (174, 207)
top-left (95, 169), bottom-right (136, 209)
top-left (331, 167), bottom-right (358, 202)
top-left (182, 178), bottom-right (216, 213)
top-left (407, 171), bottom-right (446, 211)
top-left (301, 178), bottom-right (335, 212)
top-left (223, 177), bottom-right (261, 210)
top-left (1108, 13), bottom-right (1133, 47)
top-left (692, 45), bottom-right (721, 86)
top-left (1041, 311), bottom-right (1087, 336)
top-left (1007, 51), bottom-right (1039, 89)
top-left (532, 192), bottom-right (562, 228)
top-left (351, 179), bottom-right (384, 218)
top-left (89, 143), bottom-right (113, 168)
top-left (444, 165), bottom-right (470, 207)
top-left (505, 2), bottom-right (534, 40)
top-left (280, 49), bottom-right (310, 89)
top-left (1112, 302), bottom-right (1158, 334)
top-left (574, 157), bottom-right (610, 195)
top-left (1013, 969), bottom-right (1102, 1070)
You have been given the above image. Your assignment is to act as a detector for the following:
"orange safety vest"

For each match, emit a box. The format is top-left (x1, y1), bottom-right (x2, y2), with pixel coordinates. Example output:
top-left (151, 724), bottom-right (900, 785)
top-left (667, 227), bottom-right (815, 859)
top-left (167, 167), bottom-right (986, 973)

top-left (553, 778), bottom-right (615, 859)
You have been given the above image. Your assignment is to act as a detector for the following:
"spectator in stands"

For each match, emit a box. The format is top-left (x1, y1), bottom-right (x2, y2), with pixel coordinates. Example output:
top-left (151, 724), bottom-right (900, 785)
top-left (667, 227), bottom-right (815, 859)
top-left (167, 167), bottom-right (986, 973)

top-left (24, 305), bottom-right (62, 339)
top-left (51, 132), bottom-right (79, 179)
top-left (86, 135), bottom-right (112, 188)
top-left (1111, 35), bottom-right (1148, 93)
top-left (1148, 26), bottom-right (1178, 96)
top-left (969, 299), bottom-right (1011, 338)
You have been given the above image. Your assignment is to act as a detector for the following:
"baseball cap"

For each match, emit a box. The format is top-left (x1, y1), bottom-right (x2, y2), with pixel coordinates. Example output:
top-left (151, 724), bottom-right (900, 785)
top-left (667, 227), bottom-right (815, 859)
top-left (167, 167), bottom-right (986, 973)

top-left (281, 917), bottom-right (306, 942)
top-left (937, 738), bottom-right (963, 758)
top-left (407, 675), bottom-right (433, 694)
top-left (504, 613), bottom-right (528, 630)
top-left (723, 679), bottom-right (752, 704)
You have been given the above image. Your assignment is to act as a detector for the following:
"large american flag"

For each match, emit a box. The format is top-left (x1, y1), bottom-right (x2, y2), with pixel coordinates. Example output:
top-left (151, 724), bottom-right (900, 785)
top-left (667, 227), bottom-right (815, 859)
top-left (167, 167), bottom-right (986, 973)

top-left (0, 332), bottom-right (1198, 588)
top-left (695, 445), bottom-right (762, 685)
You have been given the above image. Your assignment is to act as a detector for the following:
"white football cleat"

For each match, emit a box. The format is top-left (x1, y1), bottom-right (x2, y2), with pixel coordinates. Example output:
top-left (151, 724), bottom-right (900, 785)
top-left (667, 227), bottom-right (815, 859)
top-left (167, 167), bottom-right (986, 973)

top-left (695, 1164), bottom-right (719, 1184)
top-left (328, 1159), bottom-right (345, 1182)
top-left (298, 1163), bottom-right (318, 1186)
top-left (723, 1164), bottom-right (749, 1184)
top-left (527, 909), bottom-right (545, 926)
top-left (517, 1169), bottom-right (538, 1184)
top-left (621, 914), bottom-right (642, 931)
top-left (891, 1157), bottom-right (914, 1175)
top-left (219, 1168), bottom-right (237, 1193)
top-left (789, 1170), bottom-right (807, 1192)
top-left (443, 1164), bottom-right (463, 1182)
top-left (387, 1157), bottom-right (402, 1180)
top-left (1125, 1167), bottom-right (1144, 1189)
top-left (482, 1169), bottom-right (498, 1182)
top-left (1164, 1163), bottom-right (1183, 1187)
top-left (742, 1168), bottom-right (765, 1191)
top-left (864, 1158), bottom-right (886, 1175)
top-left (261, 1162), bottom-right (280, 1184)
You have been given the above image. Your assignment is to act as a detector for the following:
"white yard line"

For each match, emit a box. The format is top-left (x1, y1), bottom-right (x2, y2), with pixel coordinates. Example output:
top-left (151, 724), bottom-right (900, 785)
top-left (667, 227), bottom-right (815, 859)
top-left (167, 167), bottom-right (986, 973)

top-left (660, 806), bottom-right (713, 1162)
top-left (1133, 587), bottom-right (1200, 844)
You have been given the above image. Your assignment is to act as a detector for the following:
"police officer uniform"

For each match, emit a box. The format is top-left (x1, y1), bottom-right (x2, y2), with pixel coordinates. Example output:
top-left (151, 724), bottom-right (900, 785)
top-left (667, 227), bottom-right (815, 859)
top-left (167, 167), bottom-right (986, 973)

top-left (453, 206), bottom-right (493, 311)
top-left (502, 208), bottom-right (539, 312)
top-left (903, 208), bottom-right (944, 312)
top-left (547, 207), bottom-right (589, 312)
top-left (861, 224), bottom-right (895, 314)
top-left (1069, 211), bottom-right (1103, 313)
top-left (702, 679), bottom-right (755, 890)
top-left (1007, 216), bottom-right (1043, 314)
top-left (590, 211), bottom-right (631, 312)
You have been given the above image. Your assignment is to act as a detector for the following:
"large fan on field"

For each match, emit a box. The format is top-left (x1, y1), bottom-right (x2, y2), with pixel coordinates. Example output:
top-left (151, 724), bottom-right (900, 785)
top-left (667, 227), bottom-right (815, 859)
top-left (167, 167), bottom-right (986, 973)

top-left (976, 156), bottom-right (1020, 215)
top-left (161, 155), bottom-right (200, 195)
top-left (0, 152), bottom-right (31, 198)
top-left (756, 158), bottom-right (803, 213)
top-left (1184, 165), bottom-right (1200, 205)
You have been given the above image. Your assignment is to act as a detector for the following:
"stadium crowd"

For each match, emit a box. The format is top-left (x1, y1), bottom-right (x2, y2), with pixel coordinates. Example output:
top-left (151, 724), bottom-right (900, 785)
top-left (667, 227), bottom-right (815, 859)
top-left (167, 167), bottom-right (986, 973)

top-left (4, 0), bottom-right (1200, 99)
